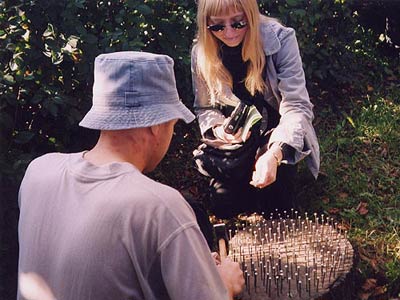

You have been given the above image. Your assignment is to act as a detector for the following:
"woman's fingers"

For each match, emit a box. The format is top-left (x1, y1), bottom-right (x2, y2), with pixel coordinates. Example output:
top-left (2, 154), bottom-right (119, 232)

top-left (250, 152), bottom-right (278, 188)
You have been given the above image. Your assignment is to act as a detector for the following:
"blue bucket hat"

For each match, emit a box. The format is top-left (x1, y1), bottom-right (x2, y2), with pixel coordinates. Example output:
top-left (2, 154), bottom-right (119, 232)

top-left (79, 51), bottom-right (195, 130)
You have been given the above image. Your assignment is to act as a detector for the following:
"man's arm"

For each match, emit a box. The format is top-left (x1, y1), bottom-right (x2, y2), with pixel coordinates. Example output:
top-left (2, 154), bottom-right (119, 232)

top-left (160, 225), bottom-right (244, 300)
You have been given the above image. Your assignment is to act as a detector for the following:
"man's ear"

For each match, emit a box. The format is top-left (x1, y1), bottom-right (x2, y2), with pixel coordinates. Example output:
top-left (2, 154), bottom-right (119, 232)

top-left (149, 124), bottom-right (161, 137)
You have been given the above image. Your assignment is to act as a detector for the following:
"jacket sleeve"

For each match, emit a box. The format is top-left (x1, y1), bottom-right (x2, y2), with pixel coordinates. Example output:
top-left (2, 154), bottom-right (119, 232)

top-left (191, 45), bottom-right (226, 136)
top-left (267, 27), bottom-right (314, 164)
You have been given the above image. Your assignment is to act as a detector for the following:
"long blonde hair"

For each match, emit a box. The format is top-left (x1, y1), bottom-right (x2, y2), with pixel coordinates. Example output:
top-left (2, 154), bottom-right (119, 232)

top-left (195, 0), bottom-right (266, 104)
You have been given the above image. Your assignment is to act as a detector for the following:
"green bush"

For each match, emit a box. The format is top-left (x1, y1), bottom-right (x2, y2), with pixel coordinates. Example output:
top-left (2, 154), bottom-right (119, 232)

top-left (261, 0), bottom-right (395, 103)
top-left (0, 0), bottom-right (392, 192)
top-left (0, 0), bottom-right (198, 189)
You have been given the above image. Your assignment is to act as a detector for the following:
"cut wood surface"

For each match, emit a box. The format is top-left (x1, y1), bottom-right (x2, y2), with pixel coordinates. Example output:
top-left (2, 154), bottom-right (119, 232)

top-left (228, 212), bottom-right (355, 300)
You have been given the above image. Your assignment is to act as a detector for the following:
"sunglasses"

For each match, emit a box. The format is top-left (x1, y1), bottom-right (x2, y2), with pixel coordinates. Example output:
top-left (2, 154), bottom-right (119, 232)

top-left (207, 20), bottom-right (247, 32)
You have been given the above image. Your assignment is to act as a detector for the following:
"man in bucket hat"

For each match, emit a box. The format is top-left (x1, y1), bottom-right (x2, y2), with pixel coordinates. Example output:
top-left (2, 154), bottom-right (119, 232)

top-left (17, 51), bottom-right (244, 300)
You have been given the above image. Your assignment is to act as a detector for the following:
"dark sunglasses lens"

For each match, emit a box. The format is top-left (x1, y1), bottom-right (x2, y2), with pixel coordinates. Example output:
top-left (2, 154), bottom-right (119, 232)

top-left (208, 24), bottom-right (225, 32)
top-left (232, 21), bottom-right (247, 29)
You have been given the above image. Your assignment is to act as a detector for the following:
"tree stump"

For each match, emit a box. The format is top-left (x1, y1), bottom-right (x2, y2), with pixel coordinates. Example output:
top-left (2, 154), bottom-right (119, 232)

top-left (227, 211), bottom-right (355, 300)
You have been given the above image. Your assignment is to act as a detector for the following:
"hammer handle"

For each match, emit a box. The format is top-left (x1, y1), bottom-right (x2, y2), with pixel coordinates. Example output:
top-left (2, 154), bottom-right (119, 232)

top-left (218, 238), bottom-right (227, 261)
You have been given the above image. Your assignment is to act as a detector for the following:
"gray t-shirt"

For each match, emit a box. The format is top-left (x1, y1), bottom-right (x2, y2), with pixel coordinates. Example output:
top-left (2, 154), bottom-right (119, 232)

top-left (18, 152), bottom-right (229, 300)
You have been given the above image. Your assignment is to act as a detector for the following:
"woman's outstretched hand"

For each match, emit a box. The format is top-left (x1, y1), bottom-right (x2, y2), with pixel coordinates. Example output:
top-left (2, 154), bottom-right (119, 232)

top-left (250, 144), bottom-right (282, 188)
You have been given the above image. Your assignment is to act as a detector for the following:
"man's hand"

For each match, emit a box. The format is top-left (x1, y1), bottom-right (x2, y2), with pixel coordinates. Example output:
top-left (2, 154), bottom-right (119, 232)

top-left (216, 258), bottom-right (245, 299)
top-left (19, 272), bottom-right (56, 300)
top-left (211, 251), bottom-right (221, 265)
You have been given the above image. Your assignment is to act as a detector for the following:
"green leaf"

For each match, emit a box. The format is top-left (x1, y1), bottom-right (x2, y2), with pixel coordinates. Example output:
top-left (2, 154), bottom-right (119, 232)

top-left (286, 0), bottom-right (300, 7)
top-left (6, 43), bottom-right (16, 51)
top-left (48, 137), bottom-right (57, 144)
top-left (125, 0), bottom-right (139, 9)
top-left (75, 24), bottom-right (87, 36)
top-left (43, 99), bottom-right (59, 117)
top-left (14, 131), bottom-right (35, 144)
top-left (0, 112), bottom-right (14, 129)
top-left (278, 5), bottom-right (286, 14)
top-left (74, 0), bottom-right (85, 8)
top-left (294, 9), bottom-right (306, 17)
top-left (13, 155), bottom-right (34, 170)
top-left (3, 74), bottom-right (16, 85)
top-left (53, 95), bottom-right (64, 105)
top-left (31, 94), bottom-right (42, 104)
top-left (9, 60), bottom-right (19, 71)
top-left (137, 4), bottom-right (152, 15)
top-left (67, 107), bottom-right (83, 124)
top-left (66, 35), bottom-right (79, 48)
top-left (0, 29), bottom-right (6, 39)
top-left (50, 51), bottom-right (64, 65)
top-left (43, 24), bottom-right (55, 38)
top-left (24, 73), bottom-right (35, 81)
top-left (346, 115), bottom-right (356, 128)
top-left (336, 137), bottom-right (349, 146)
top-left (84, 33), bottom-right (98, 45)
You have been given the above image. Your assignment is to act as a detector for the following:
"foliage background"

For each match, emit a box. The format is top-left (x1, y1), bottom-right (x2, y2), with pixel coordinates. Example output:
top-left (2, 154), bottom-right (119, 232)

top-left (1, 0), bottom-right (399, 299)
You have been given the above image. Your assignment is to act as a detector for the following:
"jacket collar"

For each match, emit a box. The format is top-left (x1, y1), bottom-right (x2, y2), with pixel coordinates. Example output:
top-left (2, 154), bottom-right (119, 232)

top-left (260, 20), bottom-right (281, 56)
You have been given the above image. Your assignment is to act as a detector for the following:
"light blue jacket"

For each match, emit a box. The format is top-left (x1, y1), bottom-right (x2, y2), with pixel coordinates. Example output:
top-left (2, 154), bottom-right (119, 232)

top-left (191, 18), bottom-right (320, 179)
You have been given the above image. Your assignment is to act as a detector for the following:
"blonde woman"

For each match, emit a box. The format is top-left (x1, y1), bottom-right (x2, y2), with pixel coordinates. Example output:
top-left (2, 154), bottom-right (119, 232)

top-left (191, 0), bottom-right (320, 219)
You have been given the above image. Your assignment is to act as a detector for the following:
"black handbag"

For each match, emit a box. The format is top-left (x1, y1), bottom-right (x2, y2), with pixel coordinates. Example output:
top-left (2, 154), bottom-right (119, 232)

top-left (193, 128), bottom-right (270, 183)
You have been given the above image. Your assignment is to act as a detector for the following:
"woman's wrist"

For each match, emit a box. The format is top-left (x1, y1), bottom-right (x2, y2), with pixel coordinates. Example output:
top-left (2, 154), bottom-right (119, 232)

top-left (268, 143), bottom-right (283, 166)
top-left (272, 152), bottom-right (281, 166)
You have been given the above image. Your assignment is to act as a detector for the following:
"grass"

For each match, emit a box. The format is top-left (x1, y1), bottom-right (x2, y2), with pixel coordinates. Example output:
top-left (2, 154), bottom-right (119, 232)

top-left (296, 82), bottom-right (400, 298)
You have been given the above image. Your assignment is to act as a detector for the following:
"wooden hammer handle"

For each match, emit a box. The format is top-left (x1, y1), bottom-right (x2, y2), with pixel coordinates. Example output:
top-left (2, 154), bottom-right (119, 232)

top-left (218, 238), bottom-right (227, 261)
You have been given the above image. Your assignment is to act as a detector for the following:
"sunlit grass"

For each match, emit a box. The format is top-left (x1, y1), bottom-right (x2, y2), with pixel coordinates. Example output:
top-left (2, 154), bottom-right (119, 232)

top-left (299, 88), bottom-right (400, 296)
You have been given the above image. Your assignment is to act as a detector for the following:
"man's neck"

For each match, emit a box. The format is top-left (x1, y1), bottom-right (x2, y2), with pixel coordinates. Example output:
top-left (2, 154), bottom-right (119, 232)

top-left (83, 131), bottom-right (147, 172)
